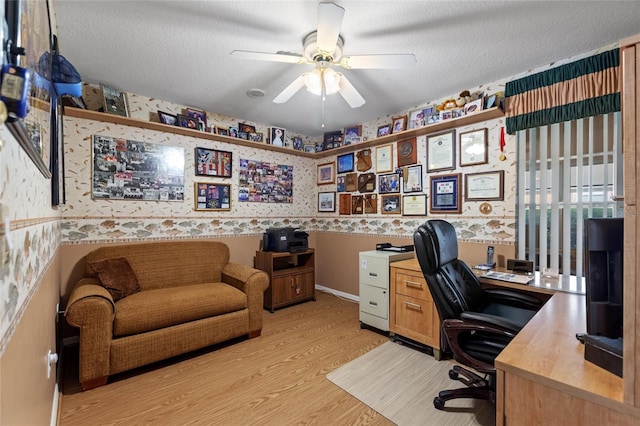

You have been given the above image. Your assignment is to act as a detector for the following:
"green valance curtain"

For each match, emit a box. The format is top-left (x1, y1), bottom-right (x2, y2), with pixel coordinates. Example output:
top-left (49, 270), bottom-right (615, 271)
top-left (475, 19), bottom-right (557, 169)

top-left (504, 49), bottom-right (620, 134)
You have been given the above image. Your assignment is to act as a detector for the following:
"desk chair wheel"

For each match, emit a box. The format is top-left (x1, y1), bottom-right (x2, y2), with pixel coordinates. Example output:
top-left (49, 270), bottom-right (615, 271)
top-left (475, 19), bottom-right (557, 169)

top-left (449, 369), bottom-right (459, 380)
top-left (433, 396), bottom-right (445, 410)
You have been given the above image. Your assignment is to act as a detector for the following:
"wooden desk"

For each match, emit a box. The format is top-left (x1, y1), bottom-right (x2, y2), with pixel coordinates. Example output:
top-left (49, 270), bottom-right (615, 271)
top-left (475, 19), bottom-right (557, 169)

top-left (495, 292), bottom-right (640, 425)
top-left (476, 269), bottom-right (586, 295)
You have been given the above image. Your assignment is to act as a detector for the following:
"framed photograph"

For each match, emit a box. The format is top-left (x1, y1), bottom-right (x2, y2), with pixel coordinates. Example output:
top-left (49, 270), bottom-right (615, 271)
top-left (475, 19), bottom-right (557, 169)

top-left (376, 144), bottom-right (393, 173)
top-left (228, 126), bottom-right (239, 138)
top-left (465, 171), bottom-right (504, 201)
top-left (381, 194), bottom-right (401, 214)
top-left (293, 136), bottom-right (303, 150)
top-left (237, 131), bottom-right (249, 140)
top-left (484, 93), bottom-right (498, 109)
top-left (402, 194), bottom-right (427, 216)
top-left (323, 130), bottom-right (343, 150)
top-left (271, 127), bottom-right (286, 147)
top-left (337, 175), bottom-right (346, 192)
top-left (427, 130), bottom-right (456, 172)
top-left (409, 108), bottom-right (427, 129)
top-left (186, 108), bottom-right (207, 131)
top-left (177, 114), bottom-right (199, 130)
top-left (397, 137), bottom-right (417, 167)
top-left (364, 194), bottom-right (378, 214)
top-left (318, 192), bottom-right (336, 212)
top-left (101, 84), bottom-right (129, 117)
top-left (337, 153), bottom-right (355, 173)
top-left (239, 122), bottom-right (256, 133)
top-left (215, 126), bottom-right (229, 136)
top-left (249, 132), bottom-right (263, 142)
top-left (459, 128), bottom-right (488, 167)
top-left (343, 125), bottom-right (362, 145)
top-left (391, 115), bottom-right (408, 134)
top-left (303, 144), bottom-right (316, 153)
top-left (317, 162), bottom-right (335, 185)
top-left (402, 164), bottom-right (423, 193)
top-left (194, 182), bottom-right (231, 211)
top-left (465, 98), bottom-right (483, 115)
top-left (158, 110), bottom-right (177, 125)
top-left (378, 172), bottom-right (401, 194)
top-left (377, 124), bottom-right (391, 138)
top-left (430, 173), bottom-right (462, 214)
top-left (339, 193), bottom-right (352, 215)
top-left (195, 147), bottom-right (232, 178)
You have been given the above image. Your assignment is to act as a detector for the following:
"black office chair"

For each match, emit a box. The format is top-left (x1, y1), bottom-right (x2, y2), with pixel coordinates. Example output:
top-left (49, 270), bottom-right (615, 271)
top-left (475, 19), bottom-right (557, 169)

top-left (413, 219), bottom-right (544, 410)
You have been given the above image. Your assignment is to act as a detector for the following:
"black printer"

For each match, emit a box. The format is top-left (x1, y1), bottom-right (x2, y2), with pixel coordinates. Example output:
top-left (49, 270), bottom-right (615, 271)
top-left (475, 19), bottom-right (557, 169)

top-left (262, 227), bottom-right (309, 253)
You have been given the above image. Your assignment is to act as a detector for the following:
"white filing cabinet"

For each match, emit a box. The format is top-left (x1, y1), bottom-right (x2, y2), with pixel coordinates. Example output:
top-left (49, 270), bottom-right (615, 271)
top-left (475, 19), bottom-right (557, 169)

top-left (359, 250), bottom-right (414, 332)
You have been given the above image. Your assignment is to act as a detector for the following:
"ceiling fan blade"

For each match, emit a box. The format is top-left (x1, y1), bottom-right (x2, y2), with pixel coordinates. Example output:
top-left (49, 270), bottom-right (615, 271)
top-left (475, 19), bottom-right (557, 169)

top-left (230, 50), bottom-right (307, 65)
top-left (273, 74), bottom-right (307, 104)
top-left (337, 73), bottom-right (365, 108)
top-left (316, 2), bottom-right (345, 54)
top-left (340, 54), bottom-right (417, 69)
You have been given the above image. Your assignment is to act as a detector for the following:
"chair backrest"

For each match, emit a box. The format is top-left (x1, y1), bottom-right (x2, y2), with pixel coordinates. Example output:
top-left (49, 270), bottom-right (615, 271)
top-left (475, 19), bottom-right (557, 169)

top-left (413, 220), bottom-right (486, 321)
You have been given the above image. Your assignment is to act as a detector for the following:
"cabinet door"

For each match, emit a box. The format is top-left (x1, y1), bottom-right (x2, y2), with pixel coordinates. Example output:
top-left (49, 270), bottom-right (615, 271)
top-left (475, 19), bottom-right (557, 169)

top-left (272, 272), bottom-right (314, 305)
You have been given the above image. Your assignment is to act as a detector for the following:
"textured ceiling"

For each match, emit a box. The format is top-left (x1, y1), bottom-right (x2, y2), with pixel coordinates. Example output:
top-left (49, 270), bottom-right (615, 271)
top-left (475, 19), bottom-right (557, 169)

top-left (53, 1), bottom-right (640, 137)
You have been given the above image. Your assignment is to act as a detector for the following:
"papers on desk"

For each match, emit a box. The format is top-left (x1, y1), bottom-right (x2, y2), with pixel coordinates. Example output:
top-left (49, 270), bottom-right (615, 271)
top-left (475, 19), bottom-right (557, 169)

top-left (482, 271), bottom-right (534, 285)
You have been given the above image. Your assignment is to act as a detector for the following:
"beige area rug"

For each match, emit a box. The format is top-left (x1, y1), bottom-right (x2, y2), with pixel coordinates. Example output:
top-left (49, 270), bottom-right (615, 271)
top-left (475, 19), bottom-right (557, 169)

top-left (326, 341), bottom-right (495, 426)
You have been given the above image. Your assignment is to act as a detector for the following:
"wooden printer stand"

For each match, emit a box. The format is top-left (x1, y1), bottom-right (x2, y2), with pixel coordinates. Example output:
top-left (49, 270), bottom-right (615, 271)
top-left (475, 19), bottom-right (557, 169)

top-left (254, 249), bottom-right (315, 312)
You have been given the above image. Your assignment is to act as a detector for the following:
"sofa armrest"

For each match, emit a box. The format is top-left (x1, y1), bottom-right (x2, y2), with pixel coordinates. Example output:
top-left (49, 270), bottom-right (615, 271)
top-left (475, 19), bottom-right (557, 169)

top-left (222, 263), bottom-right (269, 335)
top-left (65, 278), bottom-right (115, 385)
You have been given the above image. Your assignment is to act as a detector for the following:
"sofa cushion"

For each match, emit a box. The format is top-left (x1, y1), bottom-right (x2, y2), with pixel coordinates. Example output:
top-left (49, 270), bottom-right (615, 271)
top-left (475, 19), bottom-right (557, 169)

top-left (113, 282), bottom-right (247, 337)
top-left (88, 257), bottom-right (141, 302)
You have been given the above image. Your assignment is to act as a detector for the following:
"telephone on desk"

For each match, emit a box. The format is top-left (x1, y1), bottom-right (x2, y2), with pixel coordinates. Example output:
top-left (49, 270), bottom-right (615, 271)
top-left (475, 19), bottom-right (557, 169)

top-left (474, 246), bottom-right (496, 270)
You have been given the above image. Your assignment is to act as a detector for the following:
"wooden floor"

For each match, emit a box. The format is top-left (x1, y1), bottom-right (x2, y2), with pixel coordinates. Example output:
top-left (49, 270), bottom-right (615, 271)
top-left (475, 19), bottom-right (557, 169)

top-left (59, 291), bottom-right (393, 425)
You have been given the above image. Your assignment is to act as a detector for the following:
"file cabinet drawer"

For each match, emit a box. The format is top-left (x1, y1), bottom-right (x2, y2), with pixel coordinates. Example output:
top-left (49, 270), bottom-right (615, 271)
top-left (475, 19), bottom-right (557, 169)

top-left (360, 255), bottom-right (390, 288)
top-left (359, 283), bottom-right (388, 319)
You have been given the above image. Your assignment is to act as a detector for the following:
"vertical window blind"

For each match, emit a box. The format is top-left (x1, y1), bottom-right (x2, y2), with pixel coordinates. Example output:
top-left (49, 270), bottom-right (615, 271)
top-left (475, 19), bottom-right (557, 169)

top-left (516, 112), bottom-right (623, 277)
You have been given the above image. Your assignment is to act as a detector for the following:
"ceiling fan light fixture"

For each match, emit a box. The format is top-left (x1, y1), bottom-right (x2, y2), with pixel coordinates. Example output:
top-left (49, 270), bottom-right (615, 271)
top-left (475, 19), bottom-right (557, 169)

top-left (304, 67), bottom-right (340, 96)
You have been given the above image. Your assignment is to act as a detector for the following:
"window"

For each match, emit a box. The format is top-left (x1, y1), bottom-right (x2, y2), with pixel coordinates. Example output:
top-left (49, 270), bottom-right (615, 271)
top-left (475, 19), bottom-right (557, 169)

top-left (516, 112), bottom-right (623, 277)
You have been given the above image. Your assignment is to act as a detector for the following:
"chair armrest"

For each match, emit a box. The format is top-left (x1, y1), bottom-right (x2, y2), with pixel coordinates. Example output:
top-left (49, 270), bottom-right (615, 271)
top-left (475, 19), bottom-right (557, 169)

top-left (484, 288), bottom-right (544, 310)
top-left (65, 278), bottom-right (115, 384)
top-left (222, 263), bottom-right (269, 334)
top-left (443, 318), bottom-right (517, 373)
top-left (460, 311), bottom-right (523, 333)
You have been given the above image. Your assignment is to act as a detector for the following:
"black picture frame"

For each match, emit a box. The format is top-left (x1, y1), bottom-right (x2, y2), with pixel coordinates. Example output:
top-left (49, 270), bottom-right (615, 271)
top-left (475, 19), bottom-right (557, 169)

top-left (318, 191), bottom-right (336, 212)
top-left (158, 110), bottom-right (177, 125)
top-left (337, 153), bottom-right (354, 173)
top-left (177, 114), bottom-right (199, 130)
top-left (430, 173), bottom-right (462, 214)
top-left (323, 130), bottom-right (343, 150)
top-left (186, 108), bottom-right (207, 131)
top-left (195, 147), bottom-right (232, 178)
top-left (194, 182), bottom-right (231, 211)
top-left (378, 172), bottom-right (401, 194)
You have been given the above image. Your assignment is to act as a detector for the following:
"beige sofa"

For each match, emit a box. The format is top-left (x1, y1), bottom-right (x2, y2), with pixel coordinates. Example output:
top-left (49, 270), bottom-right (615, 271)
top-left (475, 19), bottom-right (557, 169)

top-left (65, 240), bottom-right (269, 390)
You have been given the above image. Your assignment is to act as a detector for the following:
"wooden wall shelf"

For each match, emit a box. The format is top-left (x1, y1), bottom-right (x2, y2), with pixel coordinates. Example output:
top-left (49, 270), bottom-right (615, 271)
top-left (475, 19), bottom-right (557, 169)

top-left (63, 106), bottom-right (504, 159)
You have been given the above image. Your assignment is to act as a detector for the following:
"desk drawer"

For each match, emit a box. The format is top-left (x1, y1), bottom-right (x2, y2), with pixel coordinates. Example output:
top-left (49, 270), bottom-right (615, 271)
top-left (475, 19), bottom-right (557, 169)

top-left (393, 294), bottom-right (438, 347)
top-left (394, 270), bottom-right (430, 300)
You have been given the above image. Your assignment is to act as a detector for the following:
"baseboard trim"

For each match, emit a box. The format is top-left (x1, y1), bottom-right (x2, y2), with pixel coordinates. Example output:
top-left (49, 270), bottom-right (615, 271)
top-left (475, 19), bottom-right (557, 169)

top-left (315, 285), bottom-right (358, 303)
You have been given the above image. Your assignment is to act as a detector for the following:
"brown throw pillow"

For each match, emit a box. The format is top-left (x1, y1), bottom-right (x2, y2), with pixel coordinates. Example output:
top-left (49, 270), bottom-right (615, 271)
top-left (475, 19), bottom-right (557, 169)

top-left (88, 257), bottom-right (141, 302)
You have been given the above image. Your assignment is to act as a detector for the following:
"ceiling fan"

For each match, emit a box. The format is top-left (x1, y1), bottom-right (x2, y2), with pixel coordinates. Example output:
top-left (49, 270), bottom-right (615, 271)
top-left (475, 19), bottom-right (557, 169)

top-left (230, 2), bottom-right (416, 109)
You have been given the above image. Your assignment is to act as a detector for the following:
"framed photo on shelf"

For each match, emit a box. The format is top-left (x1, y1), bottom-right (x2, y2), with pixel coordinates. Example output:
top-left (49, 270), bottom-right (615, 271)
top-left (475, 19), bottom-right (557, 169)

top-left (376, 144), bottom-right (393, 173)
top-left (239, 122), bottom-right (256, 133)
top-left (397, 137), bottom-right (417, 167)
top-left (215, 126), bottom-right (229, 136)
top-left (337, 153), bottom-right (355, 173)
top-left (101, 84), bottom-right (129, 117)
top-left (402, 164), bottom-right (423, 193)
top-left (303, 144), bottom-right (316, 153)
top-left (228, 126), bottom-right (238, 138)
top-left (177, 114), bottom-right (199, 130)
top-left (317, 162), bottom-right (335, 185)
top-left (343, 125), bottom-right (362, 145)
top-left (430, 173), bottom-right (462, 214)
top-left (186, 108), bottom-right (207, 131)
top-left (249, 132), bottom-right (263, 142)
top-left (195, 147), bottom-right (232, 178)
top-left (271, 127), bottom-right (286, 147)
top-left (465, 170), bottom-right (504, 201)
top-left (409, 108), bottom-right (427, 129)
top-left (459, 128), bottom-right (488, 167)
top-left (391, 115), bottom-right (408, 133)
top-left (378, 172), bottom-right (401, 194)
top-left (194, 182), bottom-right (231, 211)
top-left (427, 130), bottom-right (456, 172)
top-left (158, 110), bottom-right (177, 125)
top-left (381, 194), bottom-right (401, 214)
top-left (377, 123), bottom-right (391, 137)
top-left (293, 136), bottom-right (303, 150)
top-left (465, 98), bottom-right (483, 115)
top-left (402, 194), bottom-right (427, 216)
top-left (323, 130), bottom-right (343, 150)
top-left (237, 131), bottom-right (249, 140)
top-left (318, 192), bottom-right (336, 212)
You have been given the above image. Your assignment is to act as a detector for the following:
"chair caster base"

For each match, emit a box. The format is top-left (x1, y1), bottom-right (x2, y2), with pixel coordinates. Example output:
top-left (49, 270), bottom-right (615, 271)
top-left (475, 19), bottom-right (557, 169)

top-left (433, 396), bottom-right (445, 410)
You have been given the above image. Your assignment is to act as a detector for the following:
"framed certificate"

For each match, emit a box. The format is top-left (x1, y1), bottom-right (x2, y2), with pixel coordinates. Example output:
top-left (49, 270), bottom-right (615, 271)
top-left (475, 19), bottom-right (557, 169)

top-left (427, 130), bottom-right (456, 172)
top-left (465, 171), bottom-right (504, 201)
top-left (430, 173), bottom-right (462, 214)
top-left (402, 164), bottom-right (423, 193)
top-left (402, 194), bottom-right (427, 216)
top-left (459, 128), bottom-right (488, 167)
top-left (376, 144), bottom-right (393, 173)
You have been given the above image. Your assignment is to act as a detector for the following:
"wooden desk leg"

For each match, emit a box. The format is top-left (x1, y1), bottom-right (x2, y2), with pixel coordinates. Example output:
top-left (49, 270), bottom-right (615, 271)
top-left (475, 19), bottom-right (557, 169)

top-left (496, 369), bottom-right (505, 426)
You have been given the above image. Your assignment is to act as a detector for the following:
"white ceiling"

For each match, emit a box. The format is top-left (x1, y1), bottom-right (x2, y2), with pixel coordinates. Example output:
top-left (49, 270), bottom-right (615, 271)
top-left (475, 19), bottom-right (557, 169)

top-left (53, 1), bottom-right (640, 137)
